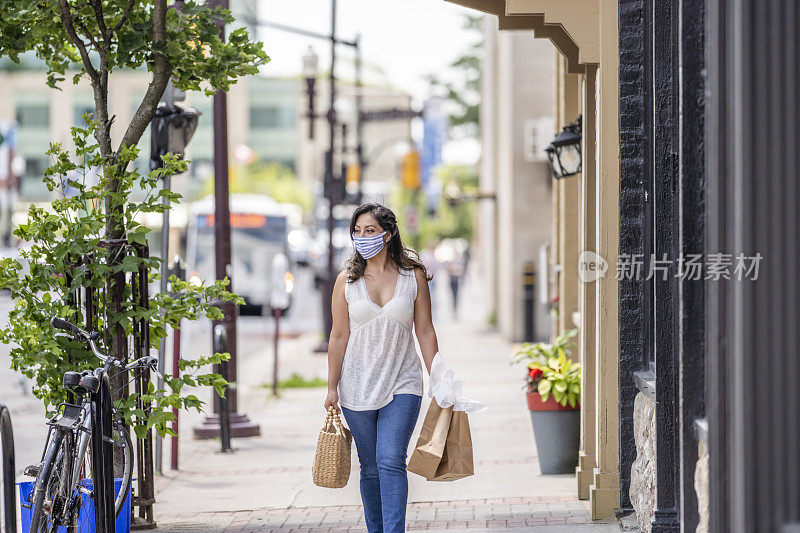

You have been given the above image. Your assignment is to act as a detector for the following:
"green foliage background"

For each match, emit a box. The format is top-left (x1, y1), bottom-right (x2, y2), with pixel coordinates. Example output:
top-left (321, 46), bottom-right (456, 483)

top-left (0, 0), bottom-right (267, 437)
top-left (195, 161), bottom-right (313, 214)
top-left (390, 163), bottom-right (479, 251)
top-left (0, 120), bottom-right (243, 437)
top-left (425, 14), bottom-right (483, 139)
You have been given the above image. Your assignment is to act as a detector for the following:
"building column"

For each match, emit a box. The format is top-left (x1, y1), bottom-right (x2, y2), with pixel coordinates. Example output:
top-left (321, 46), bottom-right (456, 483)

top-left (577, 63), bottom-right (598, 500)
top-left (549, 52), bottom-right (562, 340)
top-left (556, 55), bottom-right (581, 337)
top-left (590, 0), bottom-right (621, 519)
top-left (550, 177), bottom-right (561, 338)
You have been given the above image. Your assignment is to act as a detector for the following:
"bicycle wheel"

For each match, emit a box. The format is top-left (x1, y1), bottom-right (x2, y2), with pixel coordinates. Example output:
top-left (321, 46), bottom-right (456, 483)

top-left (29, 431), bottom-right (77, 533)
top-left (110, 421), bottom-right (133, 517)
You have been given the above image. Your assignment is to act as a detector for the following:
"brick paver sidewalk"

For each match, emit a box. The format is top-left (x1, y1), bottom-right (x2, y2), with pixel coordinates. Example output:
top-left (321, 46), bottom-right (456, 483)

top-left (157, 496), bottom-right (597, 532)
top-left (152, 270), bottom-right (623, 532)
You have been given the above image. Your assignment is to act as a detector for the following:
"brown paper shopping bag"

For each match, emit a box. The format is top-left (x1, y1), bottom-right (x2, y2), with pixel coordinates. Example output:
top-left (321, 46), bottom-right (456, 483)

top-left (407, 398), bottom-right (453, 479)
top-left (429, 410), bottom-right (474, 481)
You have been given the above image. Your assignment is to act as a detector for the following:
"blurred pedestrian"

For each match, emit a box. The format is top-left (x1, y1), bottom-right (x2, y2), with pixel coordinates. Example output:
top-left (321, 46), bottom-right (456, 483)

top-left (419, 240), bottom-right (443, 318)
top-left (323, 203), bottom-right (439, 533)
top-left (0, 119), bottom-right (19, 249)
top-left (445, 251), bottom-right (466, 321)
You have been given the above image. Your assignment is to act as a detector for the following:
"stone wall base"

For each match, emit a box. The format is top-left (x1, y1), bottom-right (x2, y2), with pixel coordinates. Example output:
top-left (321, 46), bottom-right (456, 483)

top-left (630, 392), bottom-right (656, 532)
top-left (694, 440), bottom-right (709, 533)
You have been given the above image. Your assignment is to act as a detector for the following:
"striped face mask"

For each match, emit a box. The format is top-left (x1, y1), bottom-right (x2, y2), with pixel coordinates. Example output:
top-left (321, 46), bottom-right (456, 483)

top-left (352, 231), bottom-right (387, 259)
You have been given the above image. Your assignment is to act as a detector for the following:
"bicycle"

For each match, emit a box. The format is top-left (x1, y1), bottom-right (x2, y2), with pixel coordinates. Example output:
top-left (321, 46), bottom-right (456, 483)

top-left (24, 316), bottom-right (161, 532)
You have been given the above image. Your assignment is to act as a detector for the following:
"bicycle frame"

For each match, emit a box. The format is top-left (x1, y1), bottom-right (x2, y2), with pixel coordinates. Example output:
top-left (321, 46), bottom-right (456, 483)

top-left (38, 364), bottom-right (117, 529)
top-left (32, 317), bottom-right (159, 530)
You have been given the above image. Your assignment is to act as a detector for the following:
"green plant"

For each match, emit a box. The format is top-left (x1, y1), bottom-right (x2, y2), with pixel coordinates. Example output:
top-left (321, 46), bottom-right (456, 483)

top-left (510, 329), bottom-right (580, 408)
top-left (425, 14), bottom-right (483, 140)
top-left (510, 328), bottom-right (576, 366)
top-left (486, 308), bottom-right (497, 329)
top-left (0, 0), bottom-right (265, 438)
top-left (0, 119), bottom-right (243, 438)
top-left (268, 373), bottom-right (328, 389)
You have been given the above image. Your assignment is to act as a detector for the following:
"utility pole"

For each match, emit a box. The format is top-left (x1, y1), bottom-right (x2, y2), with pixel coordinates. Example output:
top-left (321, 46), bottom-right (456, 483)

top-left (193, 0), bottom-right (260, 439)
top-left (212, 0), bottom-right (236, 411)
top-left (319, 0), bottom-right (339, 349)
top-left (354, 35), bottom-right (365, 206)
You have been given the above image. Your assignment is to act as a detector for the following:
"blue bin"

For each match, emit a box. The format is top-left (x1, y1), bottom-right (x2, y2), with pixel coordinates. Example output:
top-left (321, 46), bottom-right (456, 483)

top-left (19, 478), bottom-right (131, 533)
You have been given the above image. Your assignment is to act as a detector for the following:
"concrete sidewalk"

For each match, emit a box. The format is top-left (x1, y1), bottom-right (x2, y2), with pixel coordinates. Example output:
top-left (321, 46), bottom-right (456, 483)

top-left (152, 271), bottom-right (623, 532)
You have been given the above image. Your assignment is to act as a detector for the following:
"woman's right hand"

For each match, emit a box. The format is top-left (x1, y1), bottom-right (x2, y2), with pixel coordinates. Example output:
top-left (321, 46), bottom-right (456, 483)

top-left (324, 389), bottom-right (341, 414)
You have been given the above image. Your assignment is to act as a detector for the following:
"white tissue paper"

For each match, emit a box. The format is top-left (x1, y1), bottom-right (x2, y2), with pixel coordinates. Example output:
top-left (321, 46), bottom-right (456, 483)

top-left (427, 352), bottom-right (487, 413)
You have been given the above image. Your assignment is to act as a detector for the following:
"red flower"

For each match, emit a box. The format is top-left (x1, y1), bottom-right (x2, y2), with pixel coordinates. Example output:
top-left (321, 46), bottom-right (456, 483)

top-left (528, 368), bottom-right (543, 381)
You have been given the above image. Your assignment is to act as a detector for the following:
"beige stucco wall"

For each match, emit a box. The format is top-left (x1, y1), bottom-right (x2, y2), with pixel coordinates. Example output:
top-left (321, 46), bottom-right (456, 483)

top-left (479, 21), bottom-right (554, 340)
top-left (449, 0), bottom-right (621, 520)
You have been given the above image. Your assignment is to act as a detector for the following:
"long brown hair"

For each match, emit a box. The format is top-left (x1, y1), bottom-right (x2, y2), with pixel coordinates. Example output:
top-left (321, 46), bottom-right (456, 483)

top-left (345, 203), bottom-right (432, 283)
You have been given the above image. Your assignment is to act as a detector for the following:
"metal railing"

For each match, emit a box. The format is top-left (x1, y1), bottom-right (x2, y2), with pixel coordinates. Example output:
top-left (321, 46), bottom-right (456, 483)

top-left (0, 404), bottom-right (16, 533)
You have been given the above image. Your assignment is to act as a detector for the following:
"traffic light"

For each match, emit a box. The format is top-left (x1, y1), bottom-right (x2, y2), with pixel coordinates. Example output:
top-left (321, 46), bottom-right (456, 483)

top-left (346, 163), bottom-right (361, 188)
top-left (401, 150), bottom-right (420, 190)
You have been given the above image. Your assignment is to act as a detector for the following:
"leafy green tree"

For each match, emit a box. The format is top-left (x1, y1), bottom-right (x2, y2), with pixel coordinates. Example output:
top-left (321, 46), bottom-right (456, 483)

top-left (425, 14), bottom-right (483, 139)
top-left (0, 1), bottom-right (266, 437)
top-left (0, 119), bottom-right (242, 436)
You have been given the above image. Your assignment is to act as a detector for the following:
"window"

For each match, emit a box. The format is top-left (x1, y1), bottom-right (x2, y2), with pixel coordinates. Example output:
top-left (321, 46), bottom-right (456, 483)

top-left (16, 104), bottom-right (49, 128)
top-left (20, 156), bottom-right (51, 200)
top-left (249, 106), bottom-right (296, 129)
top-left (73, 105), bottom-right (94, 126)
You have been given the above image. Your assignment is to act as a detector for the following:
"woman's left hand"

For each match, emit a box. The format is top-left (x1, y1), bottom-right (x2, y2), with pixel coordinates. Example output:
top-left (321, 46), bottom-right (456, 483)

top-left (324, 388), bottom-right (341, 414)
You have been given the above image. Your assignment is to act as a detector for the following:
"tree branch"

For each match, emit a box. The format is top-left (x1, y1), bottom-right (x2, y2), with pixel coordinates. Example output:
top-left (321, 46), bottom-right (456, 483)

top-left (88, 0), bottom-right (109, 45)
top-left (75, 16), bottom-right (100, 50)
top-left (117, 0), bottom-right (171, 152)
top-left (112, 0), bottom-right (136, 33)
top-left (57, 0), bottom-right (99, 81)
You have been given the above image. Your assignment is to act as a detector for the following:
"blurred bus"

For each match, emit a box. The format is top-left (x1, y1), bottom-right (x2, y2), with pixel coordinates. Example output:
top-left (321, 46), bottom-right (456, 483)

top-left (186, 194), bottom-right (296, 315)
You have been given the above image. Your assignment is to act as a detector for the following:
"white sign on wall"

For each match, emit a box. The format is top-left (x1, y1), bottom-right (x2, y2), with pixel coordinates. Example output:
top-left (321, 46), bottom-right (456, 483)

top-left (523, 117), bottom-right (555, 163)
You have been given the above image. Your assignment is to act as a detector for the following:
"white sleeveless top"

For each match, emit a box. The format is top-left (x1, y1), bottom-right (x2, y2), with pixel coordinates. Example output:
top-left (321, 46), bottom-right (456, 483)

top-left (337, 267), bottom-right (424, 411)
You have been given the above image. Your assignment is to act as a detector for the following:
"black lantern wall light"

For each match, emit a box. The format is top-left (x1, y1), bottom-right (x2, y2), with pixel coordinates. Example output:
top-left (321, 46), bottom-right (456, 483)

top-left (545, 115), bottom-right (582, 178)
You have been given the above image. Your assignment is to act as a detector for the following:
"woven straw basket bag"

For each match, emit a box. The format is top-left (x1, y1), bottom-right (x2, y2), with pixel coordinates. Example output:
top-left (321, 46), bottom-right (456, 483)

top-left (312, 406), bottom-right (352, 488)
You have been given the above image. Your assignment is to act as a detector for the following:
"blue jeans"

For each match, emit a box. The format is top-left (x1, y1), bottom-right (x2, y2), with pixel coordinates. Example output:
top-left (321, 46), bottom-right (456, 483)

top-left (341, 393), bottom-right (422, 533)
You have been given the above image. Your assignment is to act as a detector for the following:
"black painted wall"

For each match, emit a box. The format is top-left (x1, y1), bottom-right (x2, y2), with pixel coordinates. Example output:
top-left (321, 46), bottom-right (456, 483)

top-left (676, 0), bottom-right (705, 530)
top-left (617, 0), bottom-right (647, 515)
top-left (618, 0), bottom-right (706, 529)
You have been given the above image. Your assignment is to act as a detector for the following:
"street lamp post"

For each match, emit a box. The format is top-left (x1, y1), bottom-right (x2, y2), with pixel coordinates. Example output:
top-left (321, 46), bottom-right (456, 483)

top-left (302, 0), bottom-right (345, 350)
top-left (303, 46), bottom-right (319, 140)
top-left (192, 0), bottom-right (260, 440)
top-left (321, 0), bottom-right (339, 350)
top-left (354, 34), bottom-right (365, 206)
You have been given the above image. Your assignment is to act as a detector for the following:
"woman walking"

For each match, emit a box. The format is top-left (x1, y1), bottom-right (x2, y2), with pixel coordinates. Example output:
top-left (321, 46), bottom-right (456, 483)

top-left (324, 203), bottom-right (439, 533)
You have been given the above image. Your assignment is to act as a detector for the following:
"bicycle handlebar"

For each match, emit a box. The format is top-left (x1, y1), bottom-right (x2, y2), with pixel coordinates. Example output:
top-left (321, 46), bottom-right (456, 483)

top-left (50, 317), bottom-right (162, 376)
top-left (51, 317), bottom-right (115, 366)
top-left (51, 317), bottom-right (86, 338)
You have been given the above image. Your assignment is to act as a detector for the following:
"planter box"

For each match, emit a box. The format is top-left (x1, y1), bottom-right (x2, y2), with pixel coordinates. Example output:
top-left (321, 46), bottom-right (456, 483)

top-left (526, 390), bottom-right (580, 474)
top-left (18, 478), bottom-right (131, 533)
